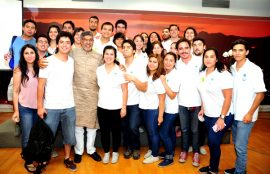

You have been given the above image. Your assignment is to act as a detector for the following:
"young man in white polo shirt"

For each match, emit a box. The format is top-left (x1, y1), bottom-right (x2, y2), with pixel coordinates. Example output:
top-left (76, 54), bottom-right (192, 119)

top-left (176, 38), bottom-right (202, 167)
top-left (93, 22), bottom-right (116, 54)
top-left (224, 39), bottom-right (266, 174)
top-left (37, 31), bottom-right (77, 172)
top-left (121, 40), bottom-right (147, 160)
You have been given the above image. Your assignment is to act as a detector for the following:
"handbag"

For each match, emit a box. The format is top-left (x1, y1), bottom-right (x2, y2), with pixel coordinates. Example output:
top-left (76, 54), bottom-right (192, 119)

top-left (8, 36), bottom-right (17, 69)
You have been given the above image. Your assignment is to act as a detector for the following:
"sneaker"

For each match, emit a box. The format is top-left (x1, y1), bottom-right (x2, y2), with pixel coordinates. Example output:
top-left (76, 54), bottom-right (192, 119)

top-left (144, 149), bottom-right (152, 159)
top-left (158, 159), bottom-right (174, 167)
top-left (143, 155), bottom-right (159, 164)
top-left (102, 152), bottom-right (110, 164)
top-left (192, 152), bottom-right (200, 167)
top-left (188, 146), bottom-right (193, 152)
top-left (124, 149), bottom-right (133, 159)
top-left (199, 166), bottom-right (209, 173)
top-left (111, 152), bottom-right (119, 164)
top-left (224, 168), bottom-right (235, 174)
top-left (179, 151), bottom-right (187, 163)
top-left (158, 152), bottom-right (166, 159)
top-left (88, 152), bottom-right (102, 161)
top-left (74, 154), bottom-right (82, 163)
top-left (132, 150), bottom-right (140, 160)
top-left (64, 158), bottom-right (77, 172)
top-left (51, 150), bottom-right (58, 158)
top-left (200, 146), bottom-right (207, 155)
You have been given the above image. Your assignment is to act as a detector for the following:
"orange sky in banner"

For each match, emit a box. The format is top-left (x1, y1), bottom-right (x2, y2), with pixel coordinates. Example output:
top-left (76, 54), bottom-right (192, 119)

top-left (24, 9), bottom-right (270, 38)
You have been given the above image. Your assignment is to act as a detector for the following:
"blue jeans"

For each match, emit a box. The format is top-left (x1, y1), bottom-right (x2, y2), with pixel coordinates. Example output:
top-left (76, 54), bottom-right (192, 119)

top-left (232, 120), bottom-right (255, 174)
top-left (159, 113), bottom-right (177, 157)
top-left (178, 105), bottom-right (200, 152)
top-left (141, 109), bottom-right (160, 157)
top-left (122, 104), bottom-right (141, 150)
top-left (44, 107), bottom-right (76, 145)
top-left (19, 104), bottom-right (38, 148)
top-left (204, 114), bottom-right (234, 172)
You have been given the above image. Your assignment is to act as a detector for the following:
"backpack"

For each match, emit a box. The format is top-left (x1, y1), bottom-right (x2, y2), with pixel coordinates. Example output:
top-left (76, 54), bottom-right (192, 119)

top-left (21, 119), bottom-right (54, 173)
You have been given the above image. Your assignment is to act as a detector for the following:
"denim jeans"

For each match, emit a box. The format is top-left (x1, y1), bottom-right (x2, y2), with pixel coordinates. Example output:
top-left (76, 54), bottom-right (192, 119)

top-left (19, 104), bottom-right (38, 148)
top-left (122, 104), bottom-right (141, 150)
top-left (204, 114), bottom-right (234, 172)
top-left (141, 109), bottom-right (160, 157)
top-left (178, 105), bottom-right (200, 152)
top-left (232, 120), bottom-right (255, 174)
top-left (159, 112), bottom-right (177, 157)
top-left (44, 107), bottom-right (76, 145)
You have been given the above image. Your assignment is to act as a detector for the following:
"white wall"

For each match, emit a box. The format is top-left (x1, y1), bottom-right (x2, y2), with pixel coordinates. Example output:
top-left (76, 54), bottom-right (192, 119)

top-left (24, 0), bottom-right (270, 17)
top-left (0, 0), bottom-right (22, 69)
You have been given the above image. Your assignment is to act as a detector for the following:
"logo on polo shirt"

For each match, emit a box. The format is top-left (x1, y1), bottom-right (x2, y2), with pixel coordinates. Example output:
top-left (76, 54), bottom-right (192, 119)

top-left (242, 73), bottom-right (247, 81)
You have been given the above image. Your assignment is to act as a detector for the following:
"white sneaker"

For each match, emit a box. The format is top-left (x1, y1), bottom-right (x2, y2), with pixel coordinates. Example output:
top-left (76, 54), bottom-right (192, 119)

top-left (143, 155), bottom-right (159, 164)
top-left (102, 152), bottom-right (110, 164)
top-left (188, 146), bottom-right (193, 152)
top-left (200, 146), bottom-right (207, 155)
top-left (51, 149), bottom-right (58, 158)
top-left (144, 149), bottom-right (152, 159)
top-left (111, 152), bottom-right (119, 164)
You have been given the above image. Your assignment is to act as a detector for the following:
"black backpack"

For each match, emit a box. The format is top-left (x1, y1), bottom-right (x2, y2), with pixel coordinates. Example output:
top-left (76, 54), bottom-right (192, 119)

top-left (22, 119), bottom-right (54, 173)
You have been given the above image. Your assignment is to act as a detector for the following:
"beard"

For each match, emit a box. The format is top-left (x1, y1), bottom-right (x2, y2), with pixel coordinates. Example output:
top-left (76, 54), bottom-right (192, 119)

top-left (90, 28), bottom-right (96, 32)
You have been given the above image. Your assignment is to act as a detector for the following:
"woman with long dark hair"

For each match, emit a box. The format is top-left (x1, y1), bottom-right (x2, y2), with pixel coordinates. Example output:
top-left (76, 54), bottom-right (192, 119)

top-left (12, 44), bottom-right (39, 172)
top-left (197, 48), bottom-right (234, 174)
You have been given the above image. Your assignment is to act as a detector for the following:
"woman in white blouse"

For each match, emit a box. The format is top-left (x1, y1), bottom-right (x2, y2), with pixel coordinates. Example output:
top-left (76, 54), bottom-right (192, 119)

top-left (197, 48), bottom-right (234, 174)
top-left (96, 45), bottom-right (128, 164)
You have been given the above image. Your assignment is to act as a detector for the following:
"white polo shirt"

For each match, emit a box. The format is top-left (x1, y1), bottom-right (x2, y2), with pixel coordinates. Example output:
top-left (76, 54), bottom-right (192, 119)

top-left (231, 59), bottom-right (266, 122)
top-left (39, 55), bottom-right (75, 109)
top-left (197, 69), bottom-right (233, 117)
top-left (125, 59), bottom-right (148, 106)
top-left (162, 39), bottom-right (172, 53)
top-left (176, 55), bottom-right (202, 107)
top-left (164, 68), bottom-right (180, 114)
top-left (93, 38), bottom-right (117, 54)
top-left (96, 64), bottom-right (126, 110)
top-left (139, 77), bottom-right (165, 110)
top-left (134, 52), bottom-right (148, 68)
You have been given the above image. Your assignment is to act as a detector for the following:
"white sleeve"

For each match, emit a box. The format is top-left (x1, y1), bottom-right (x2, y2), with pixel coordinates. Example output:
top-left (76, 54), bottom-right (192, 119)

top-left (220, 71), bottom-right (233, 89)
top-left (153, 78), bottom-right (165, 94)
top-left (252, 67), bottom-right (266, 93)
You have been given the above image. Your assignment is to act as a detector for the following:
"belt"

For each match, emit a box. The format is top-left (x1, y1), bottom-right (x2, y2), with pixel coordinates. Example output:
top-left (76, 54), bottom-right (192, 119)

top-left (186, 106), bottom-right (200, 111)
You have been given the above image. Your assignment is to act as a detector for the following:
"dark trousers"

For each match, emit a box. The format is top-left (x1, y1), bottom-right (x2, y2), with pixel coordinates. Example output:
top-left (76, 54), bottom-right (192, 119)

top-left (97, 107), bottom-right (121, 153)
top-left (122, 104), bottom-right (141, 150)
top-left (159, 113), bottom-right (177, 157)
top-left (204, 114), bottom-right (234, 172)
top-left (141, 109), bottom-right (160, 157)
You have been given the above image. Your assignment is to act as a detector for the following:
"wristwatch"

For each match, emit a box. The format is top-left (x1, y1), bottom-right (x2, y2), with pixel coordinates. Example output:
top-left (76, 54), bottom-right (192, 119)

top-left (219, 115), bottom-right (225, 120)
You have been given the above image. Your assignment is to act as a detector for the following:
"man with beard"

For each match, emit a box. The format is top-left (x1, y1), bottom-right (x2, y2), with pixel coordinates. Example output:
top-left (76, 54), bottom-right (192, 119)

top-left (192, 37), bottom-right (206, 58)
top-left (89, 16), bottom-right (101, 39)
top-left (176, 38), bottom-right (202, 167)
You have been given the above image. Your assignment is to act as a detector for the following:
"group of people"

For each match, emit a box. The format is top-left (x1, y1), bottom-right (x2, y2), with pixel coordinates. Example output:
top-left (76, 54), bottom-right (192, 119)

top-left (4, 16), bottom-right (266, 174)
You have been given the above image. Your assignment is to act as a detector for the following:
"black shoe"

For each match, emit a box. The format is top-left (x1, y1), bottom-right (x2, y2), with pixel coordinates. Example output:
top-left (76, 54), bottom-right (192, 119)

top-left (74, 154), bottom-right (82, 163)
top-left (132, 150), bottom-right (140, 160)
top-left (158, 152), bottom-right (166, 159)
top-left (224, 168), bottom-right (235, 174)
top-left (64, 158), bottom-right (77, 172)
top-left (88, 152), bottom-right (102, 162)
top-left (158, 159), bottom-right (174, 167)
top-left (199, 166), bottom-right (209, 173)
top-left (124, 149), bottom-right (133, 159)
